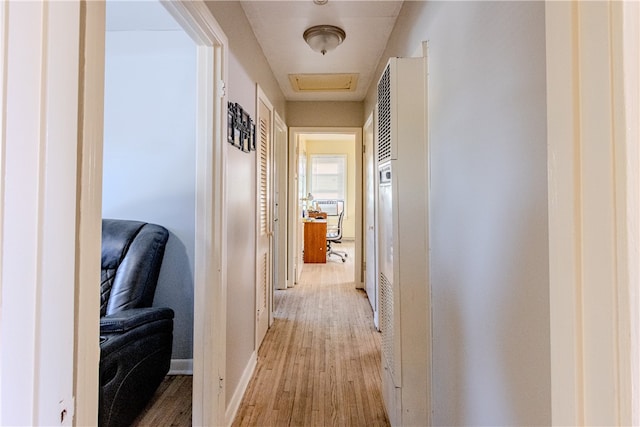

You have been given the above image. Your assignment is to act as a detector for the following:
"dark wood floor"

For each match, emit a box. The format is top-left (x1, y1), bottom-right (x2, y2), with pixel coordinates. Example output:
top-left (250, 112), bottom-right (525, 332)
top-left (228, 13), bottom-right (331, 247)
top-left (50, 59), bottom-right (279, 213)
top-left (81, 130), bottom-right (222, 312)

top-left (132, 242), bottom-right (388, 426)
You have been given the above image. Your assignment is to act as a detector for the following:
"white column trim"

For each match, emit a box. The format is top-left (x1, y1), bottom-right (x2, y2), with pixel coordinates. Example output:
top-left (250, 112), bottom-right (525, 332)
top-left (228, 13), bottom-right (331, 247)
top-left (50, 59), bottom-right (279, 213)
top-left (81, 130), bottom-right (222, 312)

top-left (161, 2), bottom-right (229, 426)
top-left (545, 2), bottom-right (638, 425)
top-left (1, 2), bottom-right (82, 424)
top-left (74, 1), bottom-right (105, 425)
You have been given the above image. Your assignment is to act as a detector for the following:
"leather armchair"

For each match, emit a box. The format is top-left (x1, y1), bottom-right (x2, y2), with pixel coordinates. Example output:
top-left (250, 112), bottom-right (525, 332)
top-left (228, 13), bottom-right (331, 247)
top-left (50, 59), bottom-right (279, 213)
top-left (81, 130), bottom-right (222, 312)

top-left (99, 219), bottom-right (174, 427)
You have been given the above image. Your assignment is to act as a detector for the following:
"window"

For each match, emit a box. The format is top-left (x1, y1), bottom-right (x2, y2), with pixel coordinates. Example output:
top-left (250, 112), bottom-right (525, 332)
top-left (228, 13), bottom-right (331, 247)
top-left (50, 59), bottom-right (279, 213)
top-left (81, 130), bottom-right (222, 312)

top-left (310, 154), bottom-right (346, 211)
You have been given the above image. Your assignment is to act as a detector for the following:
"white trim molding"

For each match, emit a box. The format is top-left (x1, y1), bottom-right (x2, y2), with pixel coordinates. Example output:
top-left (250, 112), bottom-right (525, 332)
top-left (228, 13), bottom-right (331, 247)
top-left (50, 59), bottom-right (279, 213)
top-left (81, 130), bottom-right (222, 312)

top-left (621, 2), bottom-right (640, 424)
top-left (1, 2), bottom-right (84, 425)
top-left (169, 359), bottom-right (194, 375)
top-left (74, 1), bottom-right (105, 425)
top-left (546, 1), bottom-right (639, 425)
top-left (225, 351), bottom-right (257, 426)
top-left (161, 2), bottom-right (229, 426)
top-left (0, 0), bottom-right (7, 413)
top-left (274, 112), bottom-right (288, 290)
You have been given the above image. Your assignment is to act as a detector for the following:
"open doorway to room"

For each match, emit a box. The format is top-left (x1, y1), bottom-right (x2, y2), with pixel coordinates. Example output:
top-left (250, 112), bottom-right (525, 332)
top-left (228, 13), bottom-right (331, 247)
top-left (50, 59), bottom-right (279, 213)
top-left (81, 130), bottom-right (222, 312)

top-left (287, 128), bottom-right (364, 298)
top-left (91, 1), bottom-right (229, 425)
top-left (101, 2), bottom-right (196, 424)
top-left (305, 135), bottom-right (355, 271)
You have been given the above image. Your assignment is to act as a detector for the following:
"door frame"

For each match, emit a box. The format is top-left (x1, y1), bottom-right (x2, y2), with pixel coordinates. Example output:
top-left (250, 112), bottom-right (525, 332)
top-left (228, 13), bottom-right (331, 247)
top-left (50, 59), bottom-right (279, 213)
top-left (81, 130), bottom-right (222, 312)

top-left (274, 112), bottom-right (288, 291)
top-left (1, 2), bottom-right (83, 423)
top-left (545, 1), bottom-right (639, 424)
top-left (288, 127), bottom-right (363, 286)
top-left (76, 1), bottom-right (229, 425)
top-left (363, 111), bottom-right (379, 327)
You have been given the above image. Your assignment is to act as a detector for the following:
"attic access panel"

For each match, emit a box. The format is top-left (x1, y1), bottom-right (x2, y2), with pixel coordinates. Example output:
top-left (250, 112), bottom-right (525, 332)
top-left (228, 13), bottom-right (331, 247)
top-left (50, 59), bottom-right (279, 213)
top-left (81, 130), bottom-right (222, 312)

top-left (288, 73), bottom-right (359, 93)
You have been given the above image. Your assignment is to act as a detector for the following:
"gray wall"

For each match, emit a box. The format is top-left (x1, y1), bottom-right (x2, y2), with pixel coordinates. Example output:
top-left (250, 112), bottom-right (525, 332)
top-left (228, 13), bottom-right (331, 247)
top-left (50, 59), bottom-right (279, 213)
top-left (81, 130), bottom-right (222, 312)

top-left (365, 2), bottom-right (551, 424)
top-left (224, 49), bottom-right (258, 407)
top-left (209, 2), bottom-right (286, 118)
top-left (102, 27), bottom-right (196, 360)
top-left (207, 1), bottom-right (287, 408)
top-left (209, 1), bottom-right (550, 422)
top-left (286, 101), bottom-right (364, 128)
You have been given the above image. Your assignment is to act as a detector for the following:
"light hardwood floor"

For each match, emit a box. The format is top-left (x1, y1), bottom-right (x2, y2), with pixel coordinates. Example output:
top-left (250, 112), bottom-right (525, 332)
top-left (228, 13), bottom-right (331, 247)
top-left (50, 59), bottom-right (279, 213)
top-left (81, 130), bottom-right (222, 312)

top-left (233, 242), bottom-right (389, 427)
top-left (132, 241), bottom-right (388, 426)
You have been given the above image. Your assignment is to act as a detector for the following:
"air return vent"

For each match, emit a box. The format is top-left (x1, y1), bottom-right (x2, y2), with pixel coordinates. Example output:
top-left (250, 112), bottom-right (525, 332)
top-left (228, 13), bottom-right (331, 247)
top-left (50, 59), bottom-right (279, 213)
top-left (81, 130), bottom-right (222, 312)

top-left (377, 64), bottom-right (391, 163)
top-left (379, 272), bottom-right (396, 382)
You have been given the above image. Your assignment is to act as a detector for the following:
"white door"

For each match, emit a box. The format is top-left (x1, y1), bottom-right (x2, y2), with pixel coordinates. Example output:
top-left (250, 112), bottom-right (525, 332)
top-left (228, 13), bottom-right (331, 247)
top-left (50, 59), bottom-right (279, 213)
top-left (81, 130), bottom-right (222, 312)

top-left (364, 113), bottom-right (378, 328)
top-left (256, 87), bottom-right (273, 349)
top-left (274, 114), bottom-right (288, 291)
top-left (295, 142), bottom-right (306, 283)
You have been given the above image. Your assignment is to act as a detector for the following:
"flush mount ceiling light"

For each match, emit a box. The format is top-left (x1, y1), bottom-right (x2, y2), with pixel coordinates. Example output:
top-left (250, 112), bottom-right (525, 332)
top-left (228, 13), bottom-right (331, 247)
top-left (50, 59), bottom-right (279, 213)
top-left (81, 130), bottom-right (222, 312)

top-left (313, 0), bottom-right (328, 4)
top-left (303, 25), bottom-right (346, 55)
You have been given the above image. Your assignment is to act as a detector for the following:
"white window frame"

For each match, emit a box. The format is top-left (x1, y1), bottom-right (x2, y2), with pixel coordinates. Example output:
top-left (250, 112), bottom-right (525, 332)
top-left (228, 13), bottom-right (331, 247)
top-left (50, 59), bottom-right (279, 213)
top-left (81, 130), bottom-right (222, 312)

top-left (309, 154), bottom-right (347, 216)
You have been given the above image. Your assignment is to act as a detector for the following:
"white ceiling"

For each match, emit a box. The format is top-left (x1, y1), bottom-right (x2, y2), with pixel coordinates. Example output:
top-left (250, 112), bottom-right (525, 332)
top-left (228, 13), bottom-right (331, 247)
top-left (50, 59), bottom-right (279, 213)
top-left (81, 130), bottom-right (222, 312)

top-left (240, 1), bottom-right (404, 102)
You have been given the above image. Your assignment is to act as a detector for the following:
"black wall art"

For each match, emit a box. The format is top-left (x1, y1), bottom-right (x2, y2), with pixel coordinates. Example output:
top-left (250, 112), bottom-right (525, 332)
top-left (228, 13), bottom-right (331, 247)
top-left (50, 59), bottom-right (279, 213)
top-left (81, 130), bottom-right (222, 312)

top-left (227, 102), bottom-right (256, 153)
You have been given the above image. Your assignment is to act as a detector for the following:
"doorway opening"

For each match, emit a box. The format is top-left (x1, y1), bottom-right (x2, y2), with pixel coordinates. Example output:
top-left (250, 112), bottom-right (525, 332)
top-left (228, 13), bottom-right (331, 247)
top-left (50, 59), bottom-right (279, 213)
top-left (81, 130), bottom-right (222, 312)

top-left (76, 1), bottom-right (228, 424)
top-left (102, 1), bottom-right (196, 423)
top-left (288, 128), bottom-right (364, 291)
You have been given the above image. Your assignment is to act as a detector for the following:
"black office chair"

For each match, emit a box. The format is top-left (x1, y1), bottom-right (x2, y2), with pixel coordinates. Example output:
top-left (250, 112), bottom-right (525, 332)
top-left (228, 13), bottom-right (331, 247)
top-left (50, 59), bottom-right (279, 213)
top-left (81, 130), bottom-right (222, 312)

top-left (326, 210), bottom-right (347, 262)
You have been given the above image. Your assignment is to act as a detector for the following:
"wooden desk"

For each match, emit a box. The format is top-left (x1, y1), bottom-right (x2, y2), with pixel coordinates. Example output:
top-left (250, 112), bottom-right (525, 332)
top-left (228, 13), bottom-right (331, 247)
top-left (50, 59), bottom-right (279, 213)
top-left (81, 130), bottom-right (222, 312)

top-left (308, 211), bottom-right (327, 219)
top-left (303, 219), bottom-right (327, 263)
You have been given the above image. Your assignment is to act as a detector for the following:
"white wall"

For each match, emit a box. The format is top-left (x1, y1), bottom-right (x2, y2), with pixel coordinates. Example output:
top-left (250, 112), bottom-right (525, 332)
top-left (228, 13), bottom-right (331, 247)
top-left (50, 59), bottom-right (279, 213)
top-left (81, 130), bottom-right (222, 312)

top-left (102, 27), bottom-right (196, 360)
top-left (366, 2), bottom-right (551, 424)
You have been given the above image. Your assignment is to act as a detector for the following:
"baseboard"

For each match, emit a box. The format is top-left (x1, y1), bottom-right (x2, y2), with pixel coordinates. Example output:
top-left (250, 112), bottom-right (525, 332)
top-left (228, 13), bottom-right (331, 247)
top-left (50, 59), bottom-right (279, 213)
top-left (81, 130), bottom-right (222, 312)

top-left (168, 358), bottom-right (193, 375)
top-left (225, 351), bottom-right (257, 426)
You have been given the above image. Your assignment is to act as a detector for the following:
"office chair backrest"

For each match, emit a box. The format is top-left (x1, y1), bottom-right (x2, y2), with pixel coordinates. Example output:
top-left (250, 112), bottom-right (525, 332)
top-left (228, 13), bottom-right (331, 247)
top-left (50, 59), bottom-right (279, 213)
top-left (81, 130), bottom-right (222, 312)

top-left (315, 199), bottom-right (344, 217)
top-left (328, 210), bottom-right (344, 241)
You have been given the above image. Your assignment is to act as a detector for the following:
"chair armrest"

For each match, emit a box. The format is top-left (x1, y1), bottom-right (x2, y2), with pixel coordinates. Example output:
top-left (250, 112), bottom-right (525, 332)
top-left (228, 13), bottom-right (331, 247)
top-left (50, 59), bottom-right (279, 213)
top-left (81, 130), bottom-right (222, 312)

top-left (100, 307), bottom-right (174, 334)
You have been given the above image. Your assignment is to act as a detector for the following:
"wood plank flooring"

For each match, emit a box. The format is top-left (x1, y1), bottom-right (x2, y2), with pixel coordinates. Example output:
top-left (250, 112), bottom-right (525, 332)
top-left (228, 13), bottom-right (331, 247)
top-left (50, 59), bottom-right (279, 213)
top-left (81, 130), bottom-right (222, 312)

top-left (233, 242), bottom-right (389, 427)
top-left (131, 374), bottom-right (192, 426)
top-left (131, 241), bottom-right (388, 427)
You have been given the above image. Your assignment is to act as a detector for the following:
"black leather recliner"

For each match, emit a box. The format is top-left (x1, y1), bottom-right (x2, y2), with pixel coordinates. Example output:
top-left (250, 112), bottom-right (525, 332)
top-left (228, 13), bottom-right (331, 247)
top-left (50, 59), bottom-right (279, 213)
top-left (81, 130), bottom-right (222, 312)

top-left (99, 219), bottom-right (174, 427)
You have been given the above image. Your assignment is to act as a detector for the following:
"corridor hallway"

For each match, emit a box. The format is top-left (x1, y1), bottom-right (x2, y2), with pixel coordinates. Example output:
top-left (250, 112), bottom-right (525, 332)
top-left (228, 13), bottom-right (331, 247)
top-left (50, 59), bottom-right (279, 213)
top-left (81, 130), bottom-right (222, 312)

top-left (232, 244), bottom-right (389, 426)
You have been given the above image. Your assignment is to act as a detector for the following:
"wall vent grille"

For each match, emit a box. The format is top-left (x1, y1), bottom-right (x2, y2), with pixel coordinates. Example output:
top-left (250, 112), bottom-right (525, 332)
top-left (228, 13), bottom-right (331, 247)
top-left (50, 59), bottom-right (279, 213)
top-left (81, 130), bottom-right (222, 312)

top-left (380, 271), bottom-right (395, 382)
top-left (377, 64), bottom-right (392, 163)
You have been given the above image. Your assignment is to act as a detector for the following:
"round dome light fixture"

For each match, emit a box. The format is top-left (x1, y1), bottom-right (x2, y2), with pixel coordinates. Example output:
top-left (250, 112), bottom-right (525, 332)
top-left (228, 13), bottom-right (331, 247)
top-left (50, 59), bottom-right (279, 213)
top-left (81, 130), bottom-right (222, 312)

top-left (303, 25), bottom-right (346, 55)
top-left (313, 0), bottom-right (328, 4)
